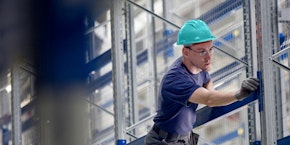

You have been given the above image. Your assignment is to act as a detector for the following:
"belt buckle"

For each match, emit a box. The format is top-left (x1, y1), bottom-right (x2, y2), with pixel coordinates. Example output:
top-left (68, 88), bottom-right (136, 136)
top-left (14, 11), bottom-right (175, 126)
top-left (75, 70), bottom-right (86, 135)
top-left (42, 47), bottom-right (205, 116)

top-left (153, 125), bottom-right (167, 139)
top-left (153, 124), bottom-right (160, 134)
top-left (165, 133), bottom-right (179, 142)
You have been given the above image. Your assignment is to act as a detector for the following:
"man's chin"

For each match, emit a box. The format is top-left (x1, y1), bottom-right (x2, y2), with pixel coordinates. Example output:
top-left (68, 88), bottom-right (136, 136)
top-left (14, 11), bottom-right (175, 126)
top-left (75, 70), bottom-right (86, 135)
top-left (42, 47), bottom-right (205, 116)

top-left (203, 67), bottom-right (211, 72)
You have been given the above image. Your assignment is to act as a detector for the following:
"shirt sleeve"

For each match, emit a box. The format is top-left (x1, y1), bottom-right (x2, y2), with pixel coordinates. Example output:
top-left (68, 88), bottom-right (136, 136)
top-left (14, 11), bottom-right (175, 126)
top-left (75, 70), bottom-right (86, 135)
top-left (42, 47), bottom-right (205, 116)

top-left (204, 71), bottom-right (211, 84)
top-left (161, 72), bottom-right (201, 106)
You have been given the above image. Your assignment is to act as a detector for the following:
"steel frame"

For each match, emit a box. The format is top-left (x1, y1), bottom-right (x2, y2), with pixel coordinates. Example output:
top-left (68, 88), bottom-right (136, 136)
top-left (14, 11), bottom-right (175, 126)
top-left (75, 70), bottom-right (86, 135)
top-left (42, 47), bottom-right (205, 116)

top-left (111, 0), bottom-right (126, 142)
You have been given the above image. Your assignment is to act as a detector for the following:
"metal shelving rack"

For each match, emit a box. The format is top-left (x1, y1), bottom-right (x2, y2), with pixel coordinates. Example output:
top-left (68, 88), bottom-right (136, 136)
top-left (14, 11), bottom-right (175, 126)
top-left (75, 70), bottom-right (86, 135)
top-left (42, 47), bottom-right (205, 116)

top-left (1, 0), bottom-right (290, 145)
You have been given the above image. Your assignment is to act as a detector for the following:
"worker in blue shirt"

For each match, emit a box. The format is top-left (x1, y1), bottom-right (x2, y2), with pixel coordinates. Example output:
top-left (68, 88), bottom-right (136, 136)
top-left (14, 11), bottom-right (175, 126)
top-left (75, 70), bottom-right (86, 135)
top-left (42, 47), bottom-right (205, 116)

top-left (144, 19), bottom-right (259, 145)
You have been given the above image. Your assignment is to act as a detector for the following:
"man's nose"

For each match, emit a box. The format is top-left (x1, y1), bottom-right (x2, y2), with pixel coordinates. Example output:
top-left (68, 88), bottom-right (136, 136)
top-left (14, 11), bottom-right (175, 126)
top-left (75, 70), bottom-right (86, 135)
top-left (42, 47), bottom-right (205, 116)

top-left (204, 51), bottom-right (212, 58)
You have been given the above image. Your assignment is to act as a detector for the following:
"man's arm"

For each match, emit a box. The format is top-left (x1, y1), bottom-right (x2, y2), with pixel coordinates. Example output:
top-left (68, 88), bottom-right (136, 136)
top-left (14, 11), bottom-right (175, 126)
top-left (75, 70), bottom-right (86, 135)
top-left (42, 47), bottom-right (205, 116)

top-left (203, 80), bottom-right (215, 91)
top-left (189, 77), bottom-right (259, 107)
top-left (188, 87), bottom-right (237, 107)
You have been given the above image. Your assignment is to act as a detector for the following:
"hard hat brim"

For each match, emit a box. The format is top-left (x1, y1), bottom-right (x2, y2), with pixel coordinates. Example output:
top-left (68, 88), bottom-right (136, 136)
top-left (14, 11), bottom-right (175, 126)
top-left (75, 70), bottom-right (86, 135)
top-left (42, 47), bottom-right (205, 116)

top-left (176, 36), bottom-right (216, 45)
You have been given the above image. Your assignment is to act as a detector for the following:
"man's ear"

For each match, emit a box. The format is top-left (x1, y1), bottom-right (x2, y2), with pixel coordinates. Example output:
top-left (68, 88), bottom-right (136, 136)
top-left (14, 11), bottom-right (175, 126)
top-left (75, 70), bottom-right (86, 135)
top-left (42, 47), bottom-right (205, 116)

top-left (182, 47), bottom-right (189, 57)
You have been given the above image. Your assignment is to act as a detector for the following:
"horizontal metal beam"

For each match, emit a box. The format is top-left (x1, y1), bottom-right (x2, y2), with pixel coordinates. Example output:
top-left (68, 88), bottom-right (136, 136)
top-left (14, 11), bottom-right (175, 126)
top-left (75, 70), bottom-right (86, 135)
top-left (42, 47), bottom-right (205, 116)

top-left (199, 0), bottom-right (242, 24)
top-left (271, 46), bottom-right (290, 59)
top-left (193, 91), bottom-right (258, 128)
top-left (85, 20), bottom-right (111, 35)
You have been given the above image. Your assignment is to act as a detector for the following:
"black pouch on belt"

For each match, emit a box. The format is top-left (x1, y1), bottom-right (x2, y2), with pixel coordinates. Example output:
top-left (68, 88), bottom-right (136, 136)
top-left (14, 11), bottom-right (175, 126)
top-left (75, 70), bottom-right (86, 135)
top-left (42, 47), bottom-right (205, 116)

top-left (190, 131), bottom-right (199, 145)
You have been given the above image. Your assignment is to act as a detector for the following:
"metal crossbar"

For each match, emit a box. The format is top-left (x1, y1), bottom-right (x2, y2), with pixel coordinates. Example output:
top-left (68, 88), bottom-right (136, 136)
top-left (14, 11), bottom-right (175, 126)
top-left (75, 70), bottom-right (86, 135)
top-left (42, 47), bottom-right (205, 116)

top-left (124, 0), bottom-right (181, 29)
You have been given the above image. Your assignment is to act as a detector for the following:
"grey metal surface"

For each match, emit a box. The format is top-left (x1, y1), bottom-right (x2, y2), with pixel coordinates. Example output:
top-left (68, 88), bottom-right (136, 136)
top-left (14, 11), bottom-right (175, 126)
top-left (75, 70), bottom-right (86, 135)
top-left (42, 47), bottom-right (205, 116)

top-left (11, 65), bottom-right (21, 145)
top-left (258, 0), bottom-right (278, 144)
top-left (111, 0), bottom-right (126, 141)
top-left (243, 0), bottom-right (258, 143)
top-left (147, 0), bottom-right (158, 112)
top-left (271, 0), bottom-right (284, 140)
top-left (125, 2), bottom-right (139, 140)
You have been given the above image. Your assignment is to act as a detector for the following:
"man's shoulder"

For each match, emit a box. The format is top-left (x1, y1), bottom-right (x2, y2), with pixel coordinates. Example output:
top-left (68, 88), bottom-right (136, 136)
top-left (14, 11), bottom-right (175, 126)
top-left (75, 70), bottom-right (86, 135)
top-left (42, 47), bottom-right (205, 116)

top-left (165, 67), bottom-right (187, 77)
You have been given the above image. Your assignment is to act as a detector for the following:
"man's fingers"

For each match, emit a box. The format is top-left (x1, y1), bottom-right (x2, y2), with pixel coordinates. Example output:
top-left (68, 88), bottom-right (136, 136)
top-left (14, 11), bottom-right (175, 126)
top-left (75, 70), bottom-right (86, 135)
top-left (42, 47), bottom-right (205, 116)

top-left (247, 83), bottom-right (257, 91)
top-left (242, 78), bottom-right (260, 91)
top-left (248, 78), bottom-right (259, 86)
top-left (238, 77), bottom-right (260, 101)
top-left (242, 83), bottom-right (256, 91)
top-left (246, 78), bottom-right (259, 86)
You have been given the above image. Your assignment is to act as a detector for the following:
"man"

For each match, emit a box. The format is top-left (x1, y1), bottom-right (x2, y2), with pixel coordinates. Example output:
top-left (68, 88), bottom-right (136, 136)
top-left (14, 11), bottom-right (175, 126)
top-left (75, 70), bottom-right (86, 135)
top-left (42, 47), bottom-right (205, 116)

top-left (144, 19), bottom-right (259, 145)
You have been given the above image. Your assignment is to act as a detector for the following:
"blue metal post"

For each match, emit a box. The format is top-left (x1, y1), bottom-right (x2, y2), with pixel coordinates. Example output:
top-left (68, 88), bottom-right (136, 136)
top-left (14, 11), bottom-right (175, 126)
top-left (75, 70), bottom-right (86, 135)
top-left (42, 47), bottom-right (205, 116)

top-left (251, 141), bottom-right (261, 145)
top-left (117, 139), bottom-right (127, 145)
top-left (2, 126), bottom-right (9, 145)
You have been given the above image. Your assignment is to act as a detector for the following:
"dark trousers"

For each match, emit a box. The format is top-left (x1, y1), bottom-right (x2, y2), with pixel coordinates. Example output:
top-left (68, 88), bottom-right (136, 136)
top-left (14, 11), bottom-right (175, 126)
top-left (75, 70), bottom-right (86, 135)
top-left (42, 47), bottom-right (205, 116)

top-left (144, 124), bottom-right (199, 145)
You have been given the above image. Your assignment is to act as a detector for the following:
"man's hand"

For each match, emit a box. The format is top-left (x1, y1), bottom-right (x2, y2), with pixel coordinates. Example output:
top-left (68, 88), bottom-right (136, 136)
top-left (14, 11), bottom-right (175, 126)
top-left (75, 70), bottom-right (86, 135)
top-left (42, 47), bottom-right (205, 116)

top-left (235, 77), bottom-right (259, 101)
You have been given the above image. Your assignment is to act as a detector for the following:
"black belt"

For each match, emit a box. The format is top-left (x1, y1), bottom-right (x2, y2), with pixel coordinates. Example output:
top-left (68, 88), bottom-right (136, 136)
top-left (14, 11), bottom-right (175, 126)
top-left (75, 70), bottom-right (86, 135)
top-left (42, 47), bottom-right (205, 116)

top-left (152, 124), bottom-right (189, 141)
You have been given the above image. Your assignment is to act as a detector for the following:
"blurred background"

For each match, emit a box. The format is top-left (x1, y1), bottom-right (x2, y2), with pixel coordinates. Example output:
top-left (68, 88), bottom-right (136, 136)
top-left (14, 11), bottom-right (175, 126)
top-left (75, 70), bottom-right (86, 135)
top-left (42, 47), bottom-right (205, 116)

top-left (0, 0), bottom-right (289, 145)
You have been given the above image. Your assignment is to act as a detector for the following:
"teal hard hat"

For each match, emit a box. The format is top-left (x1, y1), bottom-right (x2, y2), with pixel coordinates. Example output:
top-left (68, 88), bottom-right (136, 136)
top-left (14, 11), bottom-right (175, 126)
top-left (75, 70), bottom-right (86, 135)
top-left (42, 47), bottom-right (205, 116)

top-left (177, 19), bottom-right (216, 45)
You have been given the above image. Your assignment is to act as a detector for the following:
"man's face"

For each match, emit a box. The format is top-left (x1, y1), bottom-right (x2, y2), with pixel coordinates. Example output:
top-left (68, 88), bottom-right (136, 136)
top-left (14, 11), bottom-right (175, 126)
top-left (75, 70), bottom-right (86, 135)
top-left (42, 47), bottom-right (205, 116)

top-left (185, 41), bottom-right (214, 71)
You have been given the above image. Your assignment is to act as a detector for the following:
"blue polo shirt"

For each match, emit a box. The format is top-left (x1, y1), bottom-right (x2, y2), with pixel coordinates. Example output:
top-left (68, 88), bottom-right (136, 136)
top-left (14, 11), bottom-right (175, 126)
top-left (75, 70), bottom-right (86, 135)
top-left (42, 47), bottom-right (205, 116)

top-left (153, 57), bottom-right (211, 135)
